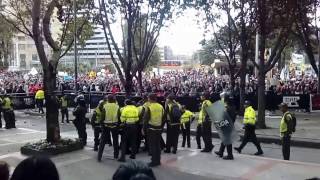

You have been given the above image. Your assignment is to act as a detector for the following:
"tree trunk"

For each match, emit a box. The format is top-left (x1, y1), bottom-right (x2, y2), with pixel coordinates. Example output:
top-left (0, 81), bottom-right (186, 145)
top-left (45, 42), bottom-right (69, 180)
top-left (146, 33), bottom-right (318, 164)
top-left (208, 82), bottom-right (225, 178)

top-left (43, 64), bottom-right (60, 143)
top-left (257, 70), bottom-right (267, 128)
top-left (124, 70), bottom-right (133, 96)
top-left (137, 70), bottom-right (143, 93)
top-left (257, 34), bottom-right (267, 129)
top-left (239, 69), bottom-right (246, 115)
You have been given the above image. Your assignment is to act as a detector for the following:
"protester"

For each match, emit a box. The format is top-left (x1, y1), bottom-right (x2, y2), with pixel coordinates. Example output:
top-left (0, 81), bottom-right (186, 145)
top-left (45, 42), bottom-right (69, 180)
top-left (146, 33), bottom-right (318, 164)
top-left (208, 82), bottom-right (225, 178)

top-left (10, 156), bottom-right (59, 180)
top-left (0, 161), bottom-right (9, 180)
top-left (113, 161), bottom-right (156, 180)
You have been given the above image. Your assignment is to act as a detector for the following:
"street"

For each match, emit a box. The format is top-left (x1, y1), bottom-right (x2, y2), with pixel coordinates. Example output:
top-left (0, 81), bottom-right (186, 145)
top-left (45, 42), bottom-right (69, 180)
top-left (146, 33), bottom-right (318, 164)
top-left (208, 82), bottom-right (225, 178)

top-left (0, 111), bottom-right (320, 180)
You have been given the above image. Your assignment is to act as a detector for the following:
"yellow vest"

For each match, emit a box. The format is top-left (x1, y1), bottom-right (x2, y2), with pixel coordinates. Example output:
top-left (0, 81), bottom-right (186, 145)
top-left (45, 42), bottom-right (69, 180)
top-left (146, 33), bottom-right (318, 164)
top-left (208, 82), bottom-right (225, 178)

top-left (61, 97), bottom-right (68, 107)
top-left (120, 105), bottom-right (139, 123)
top-left (280, 112), bottom-right (292, 134)
top-left (95, 106), bottom-right (102, 123)
top-left (35, 90), bottom-right (45, 99)
top-left (198, 100), bottom-right (212, 124)
top-left (243, 106), bottom-right (256, 125)
top-left (148, 103), bottom-right (164, 127)
top-left (103, 102), bottom-right (119, 124)
top-left (3, 97), bottom-right (12, 110)
top-left (181, 110), bottom-right (193, 124)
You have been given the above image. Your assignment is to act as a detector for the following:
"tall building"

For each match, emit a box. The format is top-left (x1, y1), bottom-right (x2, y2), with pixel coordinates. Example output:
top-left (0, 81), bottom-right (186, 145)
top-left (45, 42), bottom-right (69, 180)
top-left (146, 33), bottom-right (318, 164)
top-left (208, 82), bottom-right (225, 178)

top-left (9, 33), bottom-right (51, 71)
top-left (60, 26), bottom-right (118, 69)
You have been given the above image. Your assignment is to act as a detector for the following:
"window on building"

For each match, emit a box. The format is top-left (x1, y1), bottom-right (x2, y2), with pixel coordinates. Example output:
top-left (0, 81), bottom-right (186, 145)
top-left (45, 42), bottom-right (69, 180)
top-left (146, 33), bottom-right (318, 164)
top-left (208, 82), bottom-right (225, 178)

top-left (18, 36), bottom-right (25, 41)
top-left (20, 54), bottom-right (26, 68)
top-left (32, 54), bottom-right (38, 61)
top-left (18, 44), bottom-right (26, 50)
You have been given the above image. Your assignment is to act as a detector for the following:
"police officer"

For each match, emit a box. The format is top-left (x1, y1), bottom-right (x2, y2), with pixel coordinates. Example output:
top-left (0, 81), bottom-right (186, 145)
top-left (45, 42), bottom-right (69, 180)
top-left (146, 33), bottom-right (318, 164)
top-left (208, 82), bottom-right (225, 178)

top-left (91, 100), bottom-right (104, 151)
top-left (234, 101), bottom-right (263, 155)
top-left (199, 92), bottom-right (214, 153)
top-left (118, 99), bottom-right (140, 162)
top-left (60, 94), bottom-right (69, 124)
top-left (164, 94), bottom-right (181, 154)
top-left (136, 95), bottom-right (149, 152)
top-left (35, 88), bottom-right (45, 114)
top-left (2, 94), bottom-right (15, 129)
top-left (215, 95), bottom-right (236, 160)
top-left (98, 94), bottom-right (120, 162)
top-left (73, 97), bottom-right (88, 146)
top-left (143, 93), bottom-right (164, 167)
top-left (180, 105), bottom-right (194, 148)
top-left (279, 103), bottom-right (294, 160)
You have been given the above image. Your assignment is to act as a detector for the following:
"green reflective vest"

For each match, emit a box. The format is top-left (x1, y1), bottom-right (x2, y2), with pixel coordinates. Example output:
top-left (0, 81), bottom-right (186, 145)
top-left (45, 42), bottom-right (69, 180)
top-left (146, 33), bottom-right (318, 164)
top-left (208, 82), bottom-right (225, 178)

top-left (120, 105), bottom-right (139, 123)
top-left (280, 112), bottom-right (292, 135)
top-left (35, 90), bottom-right (44, 99)
top-left (3, 97), bottom-right (12, 110)
top-left (148, 103), bottom-right (164, 127)
top-left (198, 100), bottom-right (212, 124)
top-left (181, 110), bottom-right (193, 124)
top-left (61, 97), bottom-right (68, 108)
top-left (103, 102), bottom-right (119, 124)
top-left (243, 106), bottom-right (256, 125)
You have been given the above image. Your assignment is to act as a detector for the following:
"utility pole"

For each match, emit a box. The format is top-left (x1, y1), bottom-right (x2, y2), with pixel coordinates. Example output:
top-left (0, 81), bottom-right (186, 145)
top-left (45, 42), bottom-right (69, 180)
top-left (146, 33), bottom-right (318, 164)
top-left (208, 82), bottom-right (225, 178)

top-left (73, 0), bottom-right (78, 92)
top-left (255, 33), bottom-right (259, 78)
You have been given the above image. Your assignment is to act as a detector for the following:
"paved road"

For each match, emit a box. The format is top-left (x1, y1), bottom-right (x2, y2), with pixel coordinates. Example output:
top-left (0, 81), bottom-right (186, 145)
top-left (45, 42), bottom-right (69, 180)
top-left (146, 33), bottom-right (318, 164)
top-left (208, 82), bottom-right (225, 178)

top-left (0, 111), bottom-right (320, 180)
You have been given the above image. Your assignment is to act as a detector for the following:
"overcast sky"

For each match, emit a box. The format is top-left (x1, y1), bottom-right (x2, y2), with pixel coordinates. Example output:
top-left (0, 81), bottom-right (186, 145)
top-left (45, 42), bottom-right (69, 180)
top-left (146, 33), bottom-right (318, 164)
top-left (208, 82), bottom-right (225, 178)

top-left (159, 9), bottom-right (205, 56)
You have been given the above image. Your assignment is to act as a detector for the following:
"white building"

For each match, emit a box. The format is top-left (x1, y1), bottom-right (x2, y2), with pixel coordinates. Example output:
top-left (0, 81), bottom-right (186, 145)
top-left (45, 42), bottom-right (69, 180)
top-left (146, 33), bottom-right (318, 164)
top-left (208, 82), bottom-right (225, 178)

top-left (60, 26), bottom-right (118, 69)
top-left (9, 33), bottom-right (51, 71)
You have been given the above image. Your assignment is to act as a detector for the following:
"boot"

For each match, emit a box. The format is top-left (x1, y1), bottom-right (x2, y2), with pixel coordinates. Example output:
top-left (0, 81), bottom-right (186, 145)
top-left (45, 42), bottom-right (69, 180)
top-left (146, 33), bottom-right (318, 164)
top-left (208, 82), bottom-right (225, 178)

top-left (223, 145), bottom-right (234, 160)
top-left (214, 144), bottom-right (225, 158)
top-left (234, 147), bottom-right (241, 154)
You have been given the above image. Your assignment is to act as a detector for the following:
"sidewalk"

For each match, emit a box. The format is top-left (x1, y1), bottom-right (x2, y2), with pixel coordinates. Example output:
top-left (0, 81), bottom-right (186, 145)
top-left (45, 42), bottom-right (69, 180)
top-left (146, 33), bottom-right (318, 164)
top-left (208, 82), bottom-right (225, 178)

top-left (188, 111), bottom-right (320, 149)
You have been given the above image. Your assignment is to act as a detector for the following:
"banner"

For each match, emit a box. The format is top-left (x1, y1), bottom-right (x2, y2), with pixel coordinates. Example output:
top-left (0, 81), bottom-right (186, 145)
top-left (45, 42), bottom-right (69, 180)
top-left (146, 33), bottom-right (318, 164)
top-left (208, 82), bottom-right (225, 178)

top-left (283, 96), bottom-right (300, 108)
top-left (311, 94), bottom-right (320, 112)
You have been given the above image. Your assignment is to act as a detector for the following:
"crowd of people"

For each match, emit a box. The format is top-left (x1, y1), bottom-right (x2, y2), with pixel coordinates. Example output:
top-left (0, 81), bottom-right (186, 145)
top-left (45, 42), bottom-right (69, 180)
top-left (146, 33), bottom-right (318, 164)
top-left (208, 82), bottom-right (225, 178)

top-left (0, 157), bottom-right (156, 180)
top-left (0, 69), bottom-right (319, 96)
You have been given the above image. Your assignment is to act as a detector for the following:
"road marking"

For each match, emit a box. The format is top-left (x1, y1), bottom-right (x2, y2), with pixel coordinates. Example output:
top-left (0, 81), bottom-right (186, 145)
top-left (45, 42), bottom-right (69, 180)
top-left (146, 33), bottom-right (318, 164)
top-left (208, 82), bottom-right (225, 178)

top-left (0, 152), bottom-right (25, 160)
top-left (240, 161), bottom-right (277, 179)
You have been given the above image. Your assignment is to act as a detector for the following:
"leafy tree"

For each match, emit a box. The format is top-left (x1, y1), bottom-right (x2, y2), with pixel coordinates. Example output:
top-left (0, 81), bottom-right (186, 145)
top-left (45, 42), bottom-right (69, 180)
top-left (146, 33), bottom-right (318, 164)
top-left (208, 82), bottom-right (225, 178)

top-left (0, 16), bottom-right (14, 69)
top-left (0, 0), bottom-right (94, 142)
top-left (252, 0), bottom-right (297, 128)
top-left (294, 0), bottom-right (320, 92)
top-left (98, 0), bottom-right (180, 95)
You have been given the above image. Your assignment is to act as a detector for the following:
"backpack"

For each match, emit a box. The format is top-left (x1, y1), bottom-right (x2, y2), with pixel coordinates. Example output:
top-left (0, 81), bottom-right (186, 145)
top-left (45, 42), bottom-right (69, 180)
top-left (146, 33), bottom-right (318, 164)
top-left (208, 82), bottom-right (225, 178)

top-left (286, 112), bottom-right (296, 133)
top-left (290, 113), bottom-right (297, 133)
top-left (170, 103), bottom-right (182, 123)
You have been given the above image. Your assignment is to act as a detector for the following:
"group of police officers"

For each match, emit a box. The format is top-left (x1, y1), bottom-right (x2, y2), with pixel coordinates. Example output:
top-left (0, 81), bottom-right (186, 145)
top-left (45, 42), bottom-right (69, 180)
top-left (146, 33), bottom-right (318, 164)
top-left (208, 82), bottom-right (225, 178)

top-left (0, 91), bottom-right (295, 166)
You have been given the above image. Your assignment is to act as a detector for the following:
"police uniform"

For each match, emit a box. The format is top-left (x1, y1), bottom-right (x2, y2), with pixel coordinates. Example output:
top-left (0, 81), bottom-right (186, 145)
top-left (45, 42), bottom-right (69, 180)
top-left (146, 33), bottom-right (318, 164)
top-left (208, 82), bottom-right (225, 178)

top-left (180, 110), bottom-right (194, 148)
top-left (144, 102), bottom-right (164, 167)
top-left (2, 96), bottom-right (15, 129)
top-left (35, 89), bottom-right (45, 114)
top-left (60, 96), bottom-right (69, 123)
top-left (91, 101), bottom-right (103, 151)
top-left (118, 104), bottom-right (139, 162)
top-left (164, 101), bottom-right (181, 154)
top-left (235, 106), bottom-right (263, 155)
top-left (199, 99), bottom-right (214, 152)
top-left (136, 102), bottom-right (147, 152)
top-left (98, 101), bottom-right (120, 161)
top-left (280, 111), bottom-right (293, 160)
top-left (73, 100), bottom-right (87, 146)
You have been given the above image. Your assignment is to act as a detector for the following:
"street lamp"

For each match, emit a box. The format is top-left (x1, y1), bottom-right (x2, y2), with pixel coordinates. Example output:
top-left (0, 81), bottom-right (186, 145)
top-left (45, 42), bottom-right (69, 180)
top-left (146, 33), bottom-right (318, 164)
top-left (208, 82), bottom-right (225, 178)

top-left (73, 0), bottom-right (78, 92)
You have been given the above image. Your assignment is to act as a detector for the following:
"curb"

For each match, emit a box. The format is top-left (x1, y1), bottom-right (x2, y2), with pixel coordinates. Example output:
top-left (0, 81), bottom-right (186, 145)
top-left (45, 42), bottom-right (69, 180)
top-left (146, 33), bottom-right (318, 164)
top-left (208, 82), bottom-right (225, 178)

top-left (23, 111), bottom-right (45, 116)
top-left (189, 129), bottom-right (320, 149)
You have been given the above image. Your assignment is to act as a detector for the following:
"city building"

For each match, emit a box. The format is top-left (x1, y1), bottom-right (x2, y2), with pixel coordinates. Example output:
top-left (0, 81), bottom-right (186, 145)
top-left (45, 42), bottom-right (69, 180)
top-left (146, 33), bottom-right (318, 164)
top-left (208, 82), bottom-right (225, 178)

top-left (60, 26), bottom-right (119, 70)
top-left (9, 33), bottom-right (51, 71)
